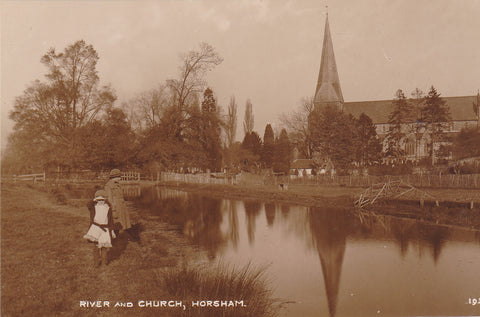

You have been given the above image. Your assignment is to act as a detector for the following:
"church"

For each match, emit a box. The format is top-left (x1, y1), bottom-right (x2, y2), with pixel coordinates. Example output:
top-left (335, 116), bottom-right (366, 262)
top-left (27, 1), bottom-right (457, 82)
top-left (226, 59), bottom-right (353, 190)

top-left (313, 14), bottom-right (479, 163)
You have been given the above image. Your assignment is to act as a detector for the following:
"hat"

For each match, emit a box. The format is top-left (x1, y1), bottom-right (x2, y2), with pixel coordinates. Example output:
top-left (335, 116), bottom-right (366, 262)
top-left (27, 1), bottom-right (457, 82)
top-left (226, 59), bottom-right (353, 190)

top-left (94, 190), bottom-right (107, 201)
top-left (109, 169), bottom-right (122, 178)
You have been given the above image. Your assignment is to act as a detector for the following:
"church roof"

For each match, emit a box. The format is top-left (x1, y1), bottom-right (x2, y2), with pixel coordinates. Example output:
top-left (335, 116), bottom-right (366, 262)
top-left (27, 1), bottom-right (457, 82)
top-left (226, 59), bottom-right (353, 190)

top-left (314, 15), bottom-right (344, 108)
top-left (344, 95), bottom-right (478, 124)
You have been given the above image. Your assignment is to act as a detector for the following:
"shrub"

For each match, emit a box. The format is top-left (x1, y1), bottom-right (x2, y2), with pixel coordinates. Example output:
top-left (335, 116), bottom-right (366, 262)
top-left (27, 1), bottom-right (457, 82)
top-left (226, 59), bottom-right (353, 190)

top-left (162, 262), bottom-right (277, 316)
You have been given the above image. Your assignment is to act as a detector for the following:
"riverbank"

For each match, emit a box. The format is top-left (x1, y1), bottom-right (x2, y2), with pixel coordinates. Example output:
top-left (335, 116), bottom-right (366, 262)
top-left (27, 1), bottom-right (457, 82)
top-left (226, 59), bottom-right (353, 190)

top-left (159, 181), bottom-right (480, 207)
top-left (159, 181), bottom-right (480, 230)
top-left (1, 182), bottom-right (279, 317)
top-left (0, 183), bottom-right (201, 316)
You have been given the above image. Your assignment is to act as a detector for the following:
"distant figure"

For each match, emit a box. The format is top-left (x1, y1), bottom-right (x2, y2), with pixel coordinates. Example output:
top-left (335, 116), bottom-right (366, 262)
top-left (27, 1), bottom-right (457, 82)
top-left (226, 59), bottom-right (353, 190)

top-left (105, 169), bottom-right (132, 230)
top-left (83, 190), bottom-right (115, 267)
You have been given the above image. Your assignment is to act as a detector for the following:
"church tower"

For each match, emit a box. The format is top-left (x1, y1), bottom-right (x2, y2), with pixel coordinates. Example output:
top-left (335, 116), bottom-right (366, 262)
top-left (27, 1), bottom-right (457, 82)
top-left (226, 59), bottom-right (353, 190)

top-left (314, 14), bottom-right (344, 111)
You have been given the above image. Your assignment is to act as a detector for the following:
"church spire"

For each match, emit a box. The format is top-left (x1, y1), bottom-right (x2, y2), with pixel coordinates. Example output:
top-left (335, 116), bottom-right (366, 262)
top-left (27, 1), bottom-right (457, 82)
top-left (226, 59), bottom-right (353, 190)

top-left (314, 14), bottom-right (344, 111)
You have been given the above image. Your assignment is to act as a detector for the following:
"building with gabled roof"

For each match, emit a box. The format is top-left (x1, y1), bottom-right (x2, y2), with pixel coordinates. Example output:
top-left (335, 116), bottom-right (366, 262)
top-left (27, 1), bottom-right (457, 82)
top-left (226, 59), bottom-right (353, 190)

top-left (312, 14), bottom-right (479, 163)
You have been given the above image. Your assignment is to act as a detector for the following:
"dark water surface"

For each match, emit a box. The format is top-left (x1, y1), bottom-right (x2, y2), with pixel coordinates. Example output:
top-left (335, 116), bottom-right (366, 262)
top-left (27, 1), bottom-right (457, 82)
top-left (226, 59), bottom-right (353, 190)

top-left (129, 186), bottom-right (480, 317)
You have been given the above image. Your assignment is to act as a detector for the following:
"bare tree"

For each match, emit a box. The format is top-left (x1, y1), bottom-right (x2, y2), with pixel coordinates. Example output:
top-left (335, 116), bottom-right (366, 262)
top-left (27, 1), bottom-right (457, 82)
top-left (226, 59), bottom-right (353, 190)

top-left (124, 85), bottom-right (170, 131)
top-left (243, 98), bottom-right (254, 136)
top-left (225, 95), bottom-right (238, 148)
top-left (167, 42), bottom-right (223, 109)
top-left (279, 96), bottom-right (314, 158)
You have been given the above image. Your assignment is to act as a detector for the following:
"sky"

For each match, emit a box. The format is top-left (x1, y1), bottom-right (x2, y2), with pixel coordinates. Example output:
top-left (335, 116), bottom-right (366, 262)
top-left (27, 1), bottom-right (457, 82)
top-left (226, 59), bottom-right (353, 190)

top-left (1, 0), bottom-right (480, 150)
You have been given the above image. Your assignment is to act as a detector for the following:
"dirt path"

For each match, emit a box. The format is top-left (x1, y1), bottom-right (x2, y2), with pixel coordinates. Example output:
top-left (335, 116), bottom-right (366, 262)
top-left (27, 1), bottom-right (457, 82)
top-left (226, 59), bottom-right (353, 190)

top-left (1, 183), bottom-right (199, 317)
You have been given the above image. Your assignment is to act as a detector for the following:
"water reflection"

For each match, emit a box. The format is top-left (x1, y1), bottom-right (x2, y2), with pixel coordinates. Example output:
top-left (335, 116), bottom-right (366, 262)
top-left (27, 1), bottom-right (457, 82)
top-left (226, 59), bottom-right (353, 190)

top-left (309, 208), bottom-right (352, 317)
top-left (131, 186), bottom-right (480, 317)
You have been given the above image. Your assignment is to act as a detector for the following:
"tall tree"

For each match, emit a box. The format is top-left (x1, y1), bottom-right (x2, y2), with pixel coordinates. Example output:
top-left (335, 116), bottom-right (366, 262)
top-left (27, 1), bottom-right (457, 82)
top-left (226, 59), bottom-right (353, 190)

top-left (452, 127), bottom-right (480, 160)
top-left (273, 129), bottom-right (291, 174)
top-left (200, 88), bottom-right (222, 171)
top-left (225, 95), bottom-right (238, 148)
top-left (279, 96), bottom-right (315, 159)
top-left (8, 40), bottom-right (116, 171)
top-left (243, 99), bottom-right (254, 136)
top-left (165, 42), bottom-right (222, 140)
top-left (309, 105), bottom-right (357, 172)
top-left (262, 124), bottom-right (275, 168)
top-left (473, 90), bottom-right (480, 128)
top-left (167, 42), bottom-right (223, 109)
top-left (241, 131), bottom-right (262, 171)
top-left (385, 89), bottom-right (415, 159)
top-left (420, 86), bottom-right (451, 165)
top-left (355, 113), bottom-right (382, 166)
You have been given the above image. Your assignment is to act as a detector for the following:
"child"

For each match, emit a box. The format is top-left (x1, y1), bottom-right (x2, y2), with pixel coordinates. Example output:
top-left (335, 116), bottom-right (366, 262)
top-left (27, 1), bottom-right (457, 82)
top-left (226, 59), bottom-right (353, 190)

top-left (83, 190), bottom-right (115, 267)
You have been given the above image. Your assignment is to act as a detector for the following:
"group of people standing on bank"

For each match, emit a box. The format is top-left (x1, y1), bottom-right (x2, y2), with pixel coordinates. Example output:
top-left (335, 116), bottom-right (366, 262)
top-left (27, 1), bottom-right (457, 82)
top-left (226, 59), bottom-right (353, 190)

top-left (83, 169), bottom-right (132, 267)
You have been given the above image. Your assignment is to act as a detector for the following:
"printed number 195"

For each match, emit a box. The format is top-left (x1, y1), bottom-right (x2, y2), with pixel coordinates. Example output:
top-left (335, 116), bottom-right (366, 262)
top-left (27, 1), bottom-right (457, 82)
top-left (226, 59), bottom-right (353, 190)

top-left (468, 298), bottom-right (480, 306)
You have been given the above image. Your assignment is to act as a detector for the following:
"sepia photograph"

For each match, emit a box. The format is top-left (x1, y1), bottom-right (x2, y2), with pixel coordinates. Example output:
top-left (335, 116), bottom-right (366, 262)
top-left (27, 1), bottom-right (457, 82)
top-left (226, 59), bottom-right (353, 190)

top-left (1, 0), bottom-right (480, 316)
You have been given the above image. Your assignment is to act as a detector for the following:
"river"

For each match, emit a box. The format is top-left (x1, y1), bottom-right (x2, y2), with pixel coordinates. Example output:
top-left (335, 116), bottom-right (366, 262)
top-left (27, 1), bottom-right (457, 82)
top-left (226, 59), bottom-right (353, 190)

top-left (127, 186), bottom-right (480, 317)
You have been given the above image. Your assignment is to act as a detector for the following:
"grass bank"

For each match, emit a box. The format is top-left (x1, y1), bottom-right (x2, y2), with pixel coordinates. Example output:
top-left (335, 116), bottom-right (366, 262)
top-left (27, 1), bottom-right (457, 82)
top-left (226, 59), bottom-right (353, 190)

top-left (1, 182), bottom-right (278, 316)
top-left (160, 181), bottom-right (480, 230)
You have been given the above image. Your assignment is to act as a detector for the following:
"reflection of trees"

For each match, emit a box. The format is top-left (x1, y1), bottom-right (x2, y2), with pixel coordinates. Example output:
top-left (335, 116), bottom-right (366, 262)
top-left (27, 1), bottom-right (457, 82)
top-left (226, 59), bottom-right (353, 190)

top-left (389, 219), bottom-right (417, 259)
top-left (355, 213), bottom-right (451, 263)
top-left (264, 203), bottom-right (275, 227)
top-left (133, 188), bottom-right (227, 259)
top-left (418, 224), bottom-right (449, 264)
top-left (281, 204), bottom-right (290, 217)
top-left (226, 200), bottom-right (239, 250)
top-left (309, 207), bottom-right (353, 317)
top-left (183, 195), bottom-right (224, 259)
top-left (244, 200), bottom-right (261, 245)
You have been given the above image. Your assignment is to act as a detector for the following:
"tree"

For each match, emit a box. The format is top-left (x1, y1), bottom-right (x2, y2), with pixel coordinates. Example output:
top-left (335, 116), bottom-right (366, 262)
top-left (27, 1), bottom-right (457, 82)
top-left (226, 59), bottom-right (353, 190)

top-left (8, 40), bottom-right (116, 171)
top-left (127, 85), bottom-right (169, 131)
top-left (420, 86), bottom-right (451, 165)
top-left (225, 95), bottom-right (238, 148)
top-left (134, 43), bottom-right (222, 171)
top-left (309, 105), bottom-right (357, 172)
top-left (355, 113), bottom-right (382, 166)
top-left (279, 96), bottom-right (315, 159)
top-left (452, 127), bottom-right (480, 160)
top-left (241, 131), bottom-right (262, 171)
top-left (243, 99), bottom-right (254, 136)
top-left (262, 124), bottom-right (275, 168)
top-left (384, 89), bottom-right (414, 159)
top-left (165, 42), bottom-right (222, 141)
top-left (273, 129), bottom-right (291, 174)
top-left (199, 88), bottom-right (222, 171)
top-left (167, 42), bottom-right (223, 109)
top-left (473, 90), bottom-right (480, 128)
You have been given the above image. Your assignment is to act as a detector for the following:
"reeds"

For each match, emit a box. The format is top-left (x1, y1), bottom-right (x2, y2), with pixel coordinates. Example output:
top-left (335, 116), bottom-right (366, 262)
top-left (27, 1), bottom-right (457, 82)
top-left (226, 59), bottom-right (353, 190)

top-left (162, 261), bottom-right (278, 316)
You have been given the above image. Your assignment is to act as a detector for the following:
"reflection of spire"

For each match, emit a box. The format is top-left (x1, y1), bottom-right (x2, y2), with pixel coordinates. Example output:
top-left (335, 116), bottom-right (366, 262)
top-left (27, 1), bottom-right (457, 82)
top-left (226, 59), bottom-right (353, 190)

top-left (314, 14), bottom-right (344, 111)
top-left (309, 207), bottom-right (350, 317)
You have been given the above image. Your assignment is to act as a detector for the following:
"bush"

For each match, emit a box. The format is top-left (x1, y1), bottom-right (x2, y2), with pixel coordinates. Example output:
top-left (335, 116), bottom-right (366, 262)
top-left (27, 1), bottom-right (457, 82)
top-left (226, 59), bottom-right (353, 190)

top-left (162, 262), bottom-right (278, 316)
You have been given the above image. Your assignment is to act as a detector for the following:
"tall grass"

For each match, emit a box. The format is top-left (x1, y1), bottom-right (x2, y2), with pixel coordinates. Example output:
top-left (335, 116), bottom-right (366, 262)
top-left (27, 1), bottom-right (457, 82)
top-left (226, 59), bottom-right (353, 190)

top-left (162, 262), bottom-right (278, 316)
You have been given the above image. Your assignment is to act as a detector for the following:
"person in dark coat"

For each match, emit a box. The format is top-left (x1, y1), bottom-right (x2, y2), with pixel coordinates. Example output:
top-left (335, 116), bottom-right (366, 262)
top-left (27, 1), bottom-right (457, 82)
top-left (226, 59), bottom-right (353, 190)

top-left (83, 190), bottom-right (115, 267)
top-left (104, 169), bottom-right (131, 230)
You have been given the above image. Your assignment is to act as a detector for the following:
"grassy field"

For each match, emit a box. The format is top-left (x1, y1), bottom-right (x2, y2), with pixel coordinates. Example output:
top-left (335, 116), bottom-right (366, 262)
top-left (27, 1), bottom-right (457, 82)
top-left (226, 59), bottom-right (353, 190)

top-left (1, 183), bottom-right (277, 316)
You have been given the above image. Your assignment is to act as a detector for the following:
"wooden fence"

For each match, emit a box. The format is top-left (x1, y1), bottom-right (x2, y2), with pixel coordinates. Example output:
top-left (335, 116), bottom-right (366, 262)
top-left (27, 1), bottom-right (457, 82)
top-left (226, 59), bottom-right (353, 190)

top-left (288, 174), bottom-right (480, 189)
top-left (9, 170), bottom-right (480, 189)
top-left (13, 173), bottom-right (46, 183)
top-left (159, 172), bottom-right (237, 185)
